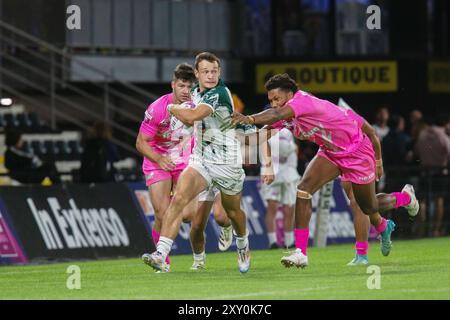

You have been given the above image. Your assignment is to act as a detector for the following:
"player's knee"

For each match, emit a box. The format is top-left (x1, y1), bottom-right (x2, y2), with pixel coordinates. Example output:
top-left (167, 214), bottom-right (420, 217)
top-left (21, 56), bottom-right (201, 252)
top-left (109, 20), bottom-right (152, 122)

top-left (225, 209), bottom-right (240, 220)
top-left (153, 205), bottom-right (168, 220)
top-left (296, 182), bottom-right (313, 200)
top-left (297, 180), bottom-right (314, 194)
top-left (171, 192), bottom-right (189, 208)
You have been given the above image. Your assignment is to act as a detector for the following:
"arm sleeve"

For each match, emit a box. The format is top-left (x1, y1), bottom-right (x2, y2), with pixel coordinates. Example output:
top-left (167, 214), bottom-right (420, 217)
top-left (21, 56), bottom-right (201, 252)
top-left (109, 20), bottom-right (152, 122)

top-left (348, 109), bottom-right (365, 128)
top-left (139, 106), bottom-right (159, 137)
top-left (271, 120), bottom-right (285, 131)
top-left (199, 89), bottom-right (219, 113)
top-left (286, 93), bottom-right (303, 119)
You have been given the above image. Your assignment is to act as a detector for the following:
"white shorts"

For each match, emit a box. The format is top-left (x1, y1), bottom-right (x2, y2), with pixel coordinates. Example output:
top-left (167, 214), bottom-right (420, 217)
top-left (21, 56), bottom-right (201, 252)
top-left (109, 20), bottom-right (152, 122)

top-left (261, 180), bottom-right (298, 206)
top-left (188, 156), bottom-right (245, 196)
top-left (198, 186), bottom-right (220, 202)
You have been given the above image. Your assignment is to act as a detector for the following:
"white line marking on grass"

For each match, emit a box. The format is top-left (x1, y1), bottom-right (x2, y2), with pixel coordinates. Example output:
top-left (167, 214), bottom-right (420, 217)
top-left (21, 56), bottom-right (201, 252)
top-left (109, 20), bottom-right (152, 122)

top-left (0, 270), bottom-right (57, 275)
top-left (206, 286), bottom-right (332, 300)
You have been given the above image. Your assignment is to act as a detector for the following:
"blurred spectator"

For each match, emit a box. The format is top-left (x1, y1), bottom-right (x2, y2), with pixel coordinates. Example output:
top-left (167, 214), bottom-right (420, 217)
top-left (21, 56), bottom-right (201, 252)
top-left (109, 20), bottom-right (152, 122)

top-left (414, 114), bottom-right (450, 237)
top-left (446, 116), bottom-right (450, 137)
top-left (410, 109), bottom-right (425, 141)
top-left (80, 121), bottom-right (119, 183)
top-left (381, 115), bottom-right (413, 235)
top-left (4, 129), bottom-right (60, 184)
top-left (382, 115), bottom-right (412, 167)
top-left (410, 109), bottom-right (423, 127)
top-left (372, 106), bottom-right (390, 141)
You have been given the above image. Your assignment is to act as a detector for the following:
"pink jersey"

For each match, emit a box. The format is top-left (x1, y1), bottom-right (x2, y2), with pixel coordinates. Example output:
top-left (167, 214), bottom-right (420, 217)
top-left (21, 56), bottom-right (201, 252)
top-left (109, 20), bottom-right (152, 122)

top-left (139, 93), bottom-right (194, 174)
top-left (272, 90), bottom-right (365, 155)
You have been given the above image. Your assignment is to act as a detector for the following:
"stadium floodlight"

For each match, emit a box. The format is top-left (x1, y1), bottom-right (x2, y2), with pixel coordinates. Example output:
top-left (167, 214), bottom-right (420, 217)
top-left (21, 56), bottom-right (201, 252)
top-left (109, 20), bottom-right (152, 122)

top-left (1, 98), bottom-right (13, 106)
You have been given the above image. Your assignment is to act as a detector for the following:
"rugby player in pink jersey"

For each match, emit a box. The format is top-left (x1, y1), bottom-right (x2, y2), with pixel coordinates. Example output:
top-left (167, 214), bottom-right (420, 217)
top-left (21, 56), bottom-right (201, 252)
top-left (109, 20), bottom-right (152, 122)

top-left (232, 74), bottom-right (419, 268)
top-left (137, 63), bottom-right (232, 272)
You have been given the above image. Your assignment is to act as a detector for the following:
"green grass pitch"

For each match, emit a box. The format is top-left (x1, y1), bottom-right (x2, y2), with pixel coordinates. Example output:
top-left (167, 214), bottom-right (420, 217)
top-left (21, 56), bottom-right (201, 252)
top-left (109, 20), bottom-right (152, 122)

top-left (1, 237), bottom-right (449, 300)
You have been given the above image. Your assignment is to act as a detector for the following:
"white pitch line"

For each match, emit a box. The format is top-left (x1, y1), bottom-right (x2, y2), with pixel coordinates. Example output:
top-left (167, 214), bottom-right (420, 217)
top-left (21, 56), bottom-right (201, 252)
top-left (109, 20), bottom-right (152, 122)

top-left (0, 269), bottom-right (57, 275)
top-left (205, 286), bottom-right (333, 300)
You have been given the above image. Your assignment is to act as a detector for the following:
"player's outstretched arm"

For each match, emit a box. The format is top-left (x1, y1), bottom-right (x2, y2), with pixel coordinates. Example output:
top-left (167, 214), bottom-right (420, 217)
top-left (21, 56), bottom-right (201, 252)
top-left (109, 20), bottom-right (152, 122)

top-left (362, 120), bottom-right (383, 181)
top-left (168, 103), bottom-right (213, 126)
top-left (231, 105), bottom-right (295, 126)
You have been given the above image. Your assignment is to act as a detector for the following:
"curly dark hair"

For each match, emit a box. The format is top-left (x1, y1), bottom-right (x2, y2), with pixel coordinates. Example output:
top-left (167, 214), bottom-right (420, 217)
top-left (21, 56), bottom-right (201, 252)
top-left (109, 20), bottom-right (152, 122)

top-left (264, 73), bottom-right (298, 93)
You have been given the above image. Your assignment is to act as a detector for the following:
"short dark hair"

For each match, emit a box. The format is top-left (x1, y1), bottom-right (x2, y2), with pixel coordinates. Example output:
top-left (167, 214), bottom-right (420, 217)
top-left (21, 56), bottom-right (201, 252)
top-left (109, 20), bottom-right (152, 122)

top-left (264, 73), bottom-right (298, 93)
top-left (173, 63), bottom-right (196, 82)
top-left (387, 114), bottom-right (403, 130)
top-left (5, 128), bottom-right (22, 147)
top-left (194, 52), bottom-right (221, 70)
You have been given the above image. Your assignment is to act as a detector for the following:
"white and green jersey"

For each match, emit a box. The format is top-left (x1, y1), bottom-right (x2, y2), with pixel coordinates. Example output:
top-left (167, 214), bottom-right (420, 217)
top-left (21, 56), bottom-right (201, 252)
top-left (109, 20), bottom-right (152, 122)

top-left (191, 79), bottom-right (255, 165)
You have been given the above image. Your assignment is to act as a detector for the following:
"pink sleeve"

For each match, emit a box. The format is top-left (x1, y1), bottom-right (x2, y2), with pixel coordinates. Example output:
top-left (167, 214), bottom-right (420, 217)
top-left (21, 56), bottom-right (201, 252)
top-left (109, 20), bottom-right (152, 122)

top-left (271, 120), bottom-right (284, 131)
top-left (348, 109), bottom-right (365, 128)
top-left (286, 92), bottom-right (304, 119)
top-left (139, 104), bottom-right (159, 137)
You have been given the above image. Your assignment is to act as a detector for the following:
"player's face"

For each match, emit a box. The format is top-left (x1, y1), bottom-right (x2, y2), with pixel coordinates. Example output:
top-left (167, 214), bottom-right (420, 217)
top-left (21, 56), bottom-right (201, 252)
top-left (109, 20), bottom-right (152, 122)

top-left (171, 79), bottom-right (193, 103)
top-left (195, 60), bottom-right (220, 90)
top-left (267, 89), bottom-right (294, 109)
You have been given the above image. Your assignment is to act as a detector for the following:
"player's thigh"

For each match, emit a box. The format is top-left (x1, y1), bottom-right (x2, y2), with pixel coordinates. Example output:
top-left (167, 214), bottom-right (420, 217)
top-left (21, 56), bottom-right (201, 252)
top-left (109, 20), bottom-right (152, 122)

top-left (298, 155), bottom-right (340, 194)
top-left (351, 181), bottom-right (379, 215)
top-left (281, 181), bottom-right (297, 207)
top-left (341, 180), bottom-right (353, 199)
top-left (262, 183), bottom-right (281, 205)
top-left (220, 192), bottom-right (242, 214)
top-left (148, 178), bottom-right (173, 219)
top-left (172, 167), bottom-right (209, 206)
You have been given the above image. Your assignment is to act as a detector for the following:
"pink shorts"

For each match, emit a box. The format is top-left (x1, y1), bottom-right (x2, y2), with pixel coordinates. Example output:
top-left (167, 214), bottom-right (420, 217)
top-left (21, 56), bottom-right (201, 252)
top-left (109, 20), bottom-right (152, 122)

top-left (144, 168), bottom-right (184, 186)
top-left (317, 135), bottom-right (376, 185)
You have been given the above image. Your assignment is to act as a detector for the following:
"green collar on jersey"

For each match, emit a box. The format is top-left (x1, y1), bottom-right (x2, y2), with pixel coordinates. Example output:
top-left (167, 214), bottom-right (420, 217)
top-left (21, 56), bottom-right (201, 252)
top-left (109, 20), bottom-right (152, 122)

top-left (192, 79), bottom-right (225, 96)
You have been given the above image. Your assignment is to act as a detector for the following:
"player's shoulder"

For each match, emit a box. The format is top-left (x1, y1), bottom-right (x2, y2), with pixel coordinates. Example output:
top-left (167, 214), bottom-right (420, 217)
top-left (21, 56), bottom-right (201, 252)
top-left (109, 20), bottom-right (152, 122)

top-left (148, 93), bottom-right (172, 110)
top-left (144, 93), bottom-right (171, 121)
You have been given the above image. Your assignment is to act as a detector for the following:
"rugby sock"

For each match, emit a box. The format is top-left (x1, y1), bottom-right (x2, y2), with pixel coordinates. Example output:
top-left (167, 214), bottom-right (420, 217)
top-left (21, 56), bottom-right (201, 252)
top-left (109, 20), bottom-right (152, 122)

top-left (284, 231), bottom-right (294, 247)
top-left (236, 234), bottom-right (249, 250)
top-left (294, 228), bottom-right (309, 256)
top-left (152, 229), bottom-right (170, 264)
top-left (392, 192), bottom-right (411, 208)
top-left (193, 251), bottom-right (205, 261)
top-left (375, 218), bottom-right (387, 234)
top-left (267, 232), bottom-right (277, 245)
top-left (355, 241), bottom-right (369, 256)
top-left (156, 236), bottom-right (173, 260)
